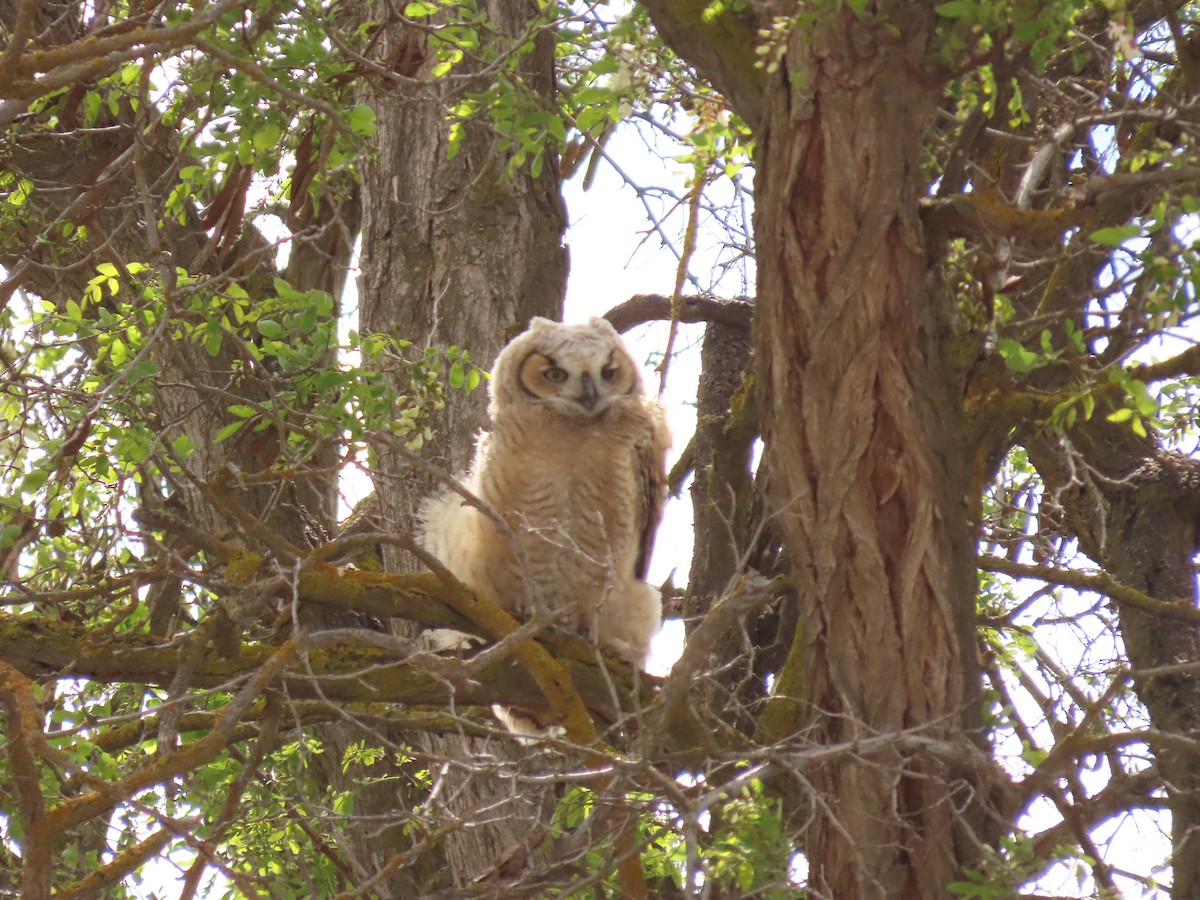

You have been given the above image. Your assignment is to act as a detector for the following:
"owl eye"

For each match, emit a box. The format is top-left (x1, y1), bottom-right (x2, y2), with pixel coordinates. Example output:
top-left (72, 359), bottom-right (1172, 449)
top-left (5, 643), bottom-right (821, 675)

top-left (600, 362), bottom-right (619, 382)
top-left (543, 366), bottom-right (569, 384)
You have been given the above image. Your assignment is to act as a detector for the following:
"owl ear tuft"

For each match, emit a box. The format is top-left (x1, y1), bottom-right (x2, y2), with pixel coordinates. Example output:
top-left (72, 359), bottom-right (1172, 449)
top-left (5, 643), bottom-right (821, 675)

top-left (504, 317), bottom-right (555, 344)
top-left (588, 316), bottom-right (618, 336)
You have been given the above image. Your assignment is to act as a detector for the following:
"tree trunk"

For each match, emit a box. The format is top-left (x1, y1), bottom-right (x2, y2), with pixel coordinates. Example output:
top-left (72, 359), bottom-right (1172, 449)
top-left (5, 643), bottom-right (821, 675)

top-left (350, 1), bottom-right (568, 890)
top-left (1029, 428), bottom-right (1200, 899)
top-left (686, 323), bottom-right (776, 733)
top-left (754, 9), bottom-right (981, 897)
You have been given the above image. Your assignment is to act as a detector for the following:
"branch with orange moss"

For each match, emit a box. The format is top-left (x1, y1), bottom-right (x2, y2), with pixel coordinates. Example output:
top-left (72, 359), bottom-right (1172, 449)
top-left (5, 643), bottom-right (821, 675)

top-left (0, 659), bottom-right (52, 896)
top-left (0, 610), bottom-right (646, 721)
top-left (159, 472), bottom-right (605, 745)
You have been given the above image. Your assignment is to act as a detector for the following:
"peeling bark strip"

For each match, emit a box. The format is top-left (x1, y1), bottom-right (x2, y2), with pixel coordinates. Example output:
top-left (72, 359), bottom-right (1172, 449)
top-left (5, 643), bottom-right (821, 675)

top-left (755, 9), bottom-right (980, 899)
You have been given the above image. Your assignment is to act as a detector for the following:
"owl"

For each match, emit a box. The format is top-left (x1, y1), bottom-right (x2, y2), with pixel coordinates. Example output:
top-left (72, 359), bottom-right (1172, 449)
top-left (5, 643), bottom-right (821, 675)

top-left (420, 316), bottom-right (670, 666)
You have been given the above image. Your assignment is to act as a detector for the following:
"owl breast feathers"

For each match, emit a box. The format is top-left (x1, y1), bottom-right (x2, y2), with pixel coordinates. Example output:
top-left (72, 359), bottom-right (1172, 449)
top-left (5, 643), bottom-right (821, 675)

top-left (420, 316), bottom-right (670, 665)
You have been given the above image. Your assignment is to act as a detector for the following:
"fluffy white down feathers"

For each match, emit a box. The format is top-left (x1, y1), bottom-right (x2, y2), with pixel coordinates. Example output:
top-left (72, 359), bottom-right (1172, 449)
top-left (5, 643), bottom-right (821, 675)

top-left (420, 317), bottom-right (670, 665)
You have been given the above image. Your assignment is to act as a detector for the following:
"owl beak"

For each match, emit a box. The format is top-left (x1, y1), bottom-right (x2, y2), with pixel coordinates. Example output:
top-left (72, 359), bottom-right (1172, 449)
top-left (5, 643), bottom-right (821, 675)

top-left (575, 373), bottom-right (600, 412)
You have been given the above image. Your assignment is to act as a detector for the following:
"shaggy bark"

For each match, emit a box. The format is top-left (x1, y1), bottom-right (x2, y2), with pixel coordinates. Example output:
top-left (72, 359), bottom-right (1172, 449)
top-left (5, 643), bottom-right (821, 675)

top-left (752, 10), bottom-right (983, 899)
top-left (641, 2), bottom-right (987, 895)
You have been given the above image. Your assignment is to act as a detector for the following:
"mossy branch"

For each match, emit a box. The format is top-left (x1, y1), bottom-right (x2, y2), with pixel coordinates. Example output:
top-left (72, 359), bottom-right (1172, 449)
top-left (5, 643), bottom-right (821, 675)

top-left (923, 166), bottom-right (1200, 243)
top-left (980, 555), bottom-right (1200, 625)
top-left (0, 611), bottom-right (645, 717)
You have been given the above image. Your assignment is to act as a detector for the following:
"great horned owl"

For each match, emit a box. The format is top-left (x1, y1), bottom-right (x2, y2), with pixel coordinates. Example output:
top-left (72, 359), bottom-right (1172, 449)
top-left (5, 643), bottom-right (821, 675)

top-left (420, 316), bottom-right (670, 665)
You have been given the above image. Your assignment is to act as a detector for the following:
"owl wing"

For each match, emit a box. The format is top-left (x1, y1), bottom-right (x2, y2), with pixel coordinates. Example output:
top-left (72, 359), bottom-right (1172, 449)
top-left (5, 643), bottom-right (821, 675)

top-left (632, 400), bottom-right (671, 581)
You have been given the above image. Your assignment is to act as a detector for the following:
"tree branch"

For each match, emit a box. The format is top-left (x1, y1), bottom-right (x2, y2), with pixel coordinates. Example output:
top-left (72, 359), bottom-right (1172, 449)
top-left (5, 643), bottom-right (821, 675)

top-left (0, 659), bottom-right (51, 896)
top-left (980, 555), bottom-right (1200, 625)
top-left (1130, 342), bottom-right (1200, 384)
top-left (1029, 769), bottom-right (1164, 860)
top-left (0, 611), bottom-right (647, 723)
top-left (4, 0), bottom-right (254, 98)
top-left (636, 0), bottom-right (767, 128)
top-left (604, 293), bottom-right (753, 333)
top-left (923, 166), bottom-right (1200, 242)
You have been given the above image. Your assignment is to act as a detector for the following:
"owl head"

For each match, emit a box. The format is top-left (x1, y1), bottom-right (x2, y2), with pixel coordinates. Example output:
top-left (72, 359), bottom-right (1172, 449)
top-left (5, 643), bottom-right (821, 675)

top-left (489, 317), bottom-right (645, 422)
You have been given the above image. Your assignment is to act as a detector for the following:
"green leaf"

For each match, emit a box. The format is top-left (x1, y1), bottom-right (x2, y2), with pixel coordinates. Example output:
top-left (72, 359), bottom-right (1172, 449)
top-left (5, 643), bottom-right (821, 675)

top-left (590, 56), bottom-right (620, 76)
top-left (171, 435), bottom-right (196, 458)
top-left (446, 121), bottom-right (463, 159)
top-left (935, 0), bottom-right (975, 17)
top-left (273, 277), bottom-right (301, 301)
top-left (347, 104), bottom-right (377, 137)
top-left (7, 178), bottom-right (33, 207)
top-left (21, 469), bottom-right (49, 493)
top-left (574, 86), bottom-right (612, 106)
top-left (257, 319), bottom-right (285, 339)
top-left (228, 404), bottom-right (257, 418)
top-left (0, 523), bottom-right (23, 549)
top-left (1089, 224), bottom-right (1142, 247)
top-left (252, 122), bottom-right (283, 154)
top-left (1021, 743), bottom-right (1048, 766)
top-left (204, 325), bottom-right (223, 357)
top-left (83, 91), bottom-right (101, 123)
top-left (1126, 379), bottom-right (1159, 417)
top-left (1106, 407), bottom-right (1134, 423)
top-left (575, 105), bottom-right (606, 133)
top-left (996, 338), bottom-right (1041, 373)
top-left (214, 421), bottom-right (245, 443)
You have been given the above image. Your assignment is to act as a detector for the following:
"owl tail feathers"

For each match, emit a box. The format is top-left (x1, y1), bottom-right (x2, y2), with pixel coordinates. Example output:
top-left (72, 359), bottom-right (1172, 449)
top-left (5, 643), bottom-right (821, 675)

top-left (418, 628), bottom-right (485, 653)
top-left (491, 704), bottom-right (567, 742)
top-left (596, 581), bottom-right (663, 669)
